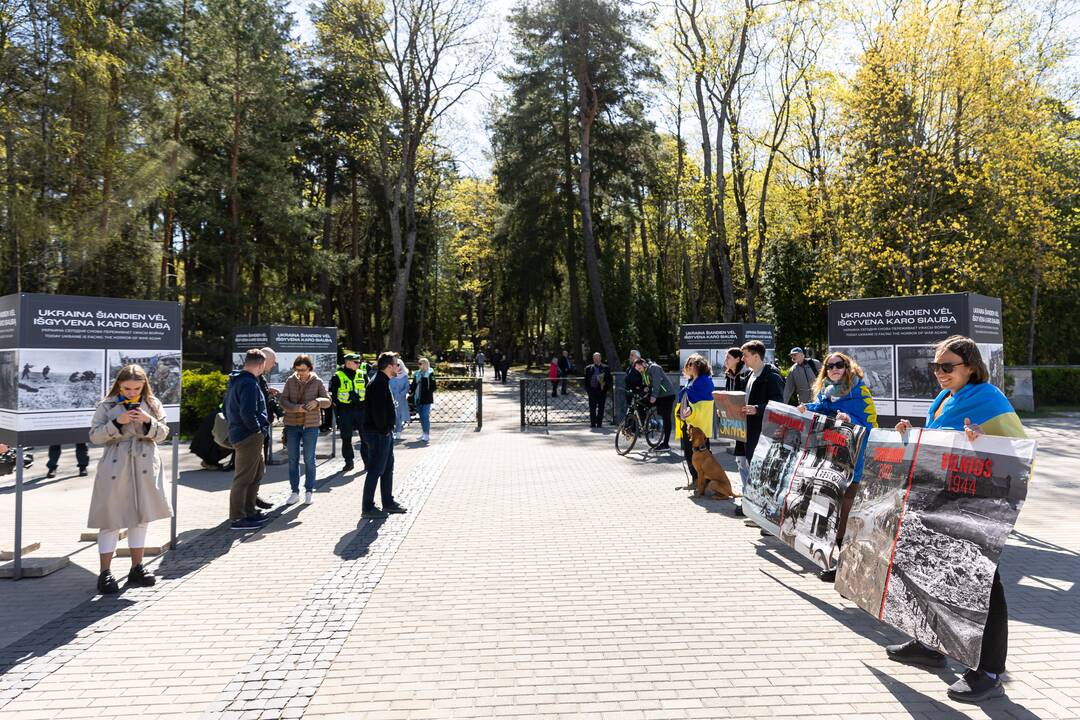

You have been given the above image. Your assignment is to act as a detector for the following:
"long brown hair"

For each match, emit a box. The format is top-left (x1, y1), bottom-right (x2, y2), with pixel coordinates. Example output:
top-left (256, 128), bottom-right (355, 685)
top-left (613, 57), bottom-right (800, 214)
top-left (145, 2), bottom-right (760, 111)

top-left (935, 335), bottom-right (989, 384)
top-left (811, 352), bottom-right (865, 398)
top-left (106, 364), bottom-right (157, 403)
top-left (683, 353), bottom-right (712, 378)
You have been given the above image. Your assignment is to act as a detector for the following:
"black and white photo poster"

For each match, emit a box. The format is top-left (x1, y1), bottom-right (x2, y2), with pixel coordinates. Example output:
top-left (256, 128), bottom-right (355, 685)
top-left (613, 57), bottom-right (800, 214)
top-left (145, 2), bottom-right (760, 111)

top-left (836, 429), bottom-right (1036, 669)
top-left (0, 293), bottom-right (182, 446)
top-left (678, 323), bottom-right (775, 376)
top-left (231, 325), bottom-right (338, 390)
top-left (744, 401), bottom-right (868, 569)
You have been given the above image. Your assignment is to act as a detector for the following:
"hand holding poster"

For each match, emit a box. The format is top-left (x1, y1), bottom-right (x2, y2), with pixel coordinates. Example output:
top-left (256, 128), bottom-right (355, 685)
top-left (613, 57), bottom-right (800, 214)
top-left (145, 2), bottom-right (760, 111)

top-left (713, 390), bottom-right (747, 442)
top-left (744, 401), bottom-right (868, 570)
top-left (836, 428), bottom-right (1035, 669)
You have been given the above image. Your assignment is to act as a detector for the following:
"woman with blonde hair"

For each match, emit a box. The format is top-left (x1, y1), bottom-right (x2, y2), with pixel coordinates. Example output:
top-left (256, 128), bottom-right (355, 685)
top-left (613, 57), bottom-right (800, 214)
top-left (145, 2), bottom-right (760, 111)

top-left (797, 350), bottom-right (878, 582)
top-left (87, 364), bottom-right (172, 594)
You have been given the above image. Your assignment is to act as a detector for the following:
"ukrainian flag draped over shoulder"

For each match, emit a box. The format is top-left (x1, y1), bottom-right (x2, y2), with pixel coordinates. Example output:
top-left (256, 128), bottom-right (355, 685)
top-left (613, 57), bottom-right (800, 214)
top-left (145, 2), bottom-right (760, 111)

top-left (675, 374), bottom-right (715, 439)
top-left (926, 382), bottom-right (1026, 439)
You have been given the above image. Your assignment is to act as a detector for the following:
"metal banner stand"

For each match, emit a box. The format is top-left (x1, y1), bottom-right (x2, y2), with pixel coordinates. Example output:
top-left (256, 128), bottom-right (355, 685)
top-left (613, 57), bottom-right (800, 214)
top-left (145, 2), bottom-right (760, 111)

top-left (13, 447), bottom-right (24, 581)
top-left (330, 410), bottom-right (337, 459)
top-left (170, 435), bottom-right (179, 549)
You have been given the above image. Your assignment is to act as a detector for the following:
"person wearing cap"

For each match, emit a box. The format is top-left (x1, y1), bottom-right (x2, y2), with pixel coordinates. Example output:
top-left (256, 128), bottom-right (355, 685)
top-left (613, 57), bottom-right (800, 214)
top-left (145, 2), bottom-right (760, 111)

top-left (329, 353), bottom-right (369, 473)
top-left (783, 347), bottom-right (821, 405)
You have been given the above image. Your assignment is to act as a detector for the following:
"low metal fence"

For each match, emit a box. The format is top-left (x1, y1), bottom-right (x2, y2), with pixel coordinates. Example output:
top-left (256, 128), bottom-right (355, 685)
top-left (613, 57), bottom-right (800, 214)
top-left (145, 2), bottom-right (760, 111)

top-left (518, 378), bottom-right (615, 427)
top-left (427, 377), bottom-right (483, 429)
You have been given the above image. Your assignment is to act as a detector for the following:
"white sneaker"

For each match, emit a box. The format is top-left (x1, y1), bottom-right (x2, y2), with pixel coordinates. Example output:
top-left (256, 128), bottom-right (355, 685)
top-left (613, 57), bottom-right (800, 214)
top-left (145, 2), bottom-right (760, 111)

top-left (421, 433), bottom-right (430, 442)
top-left (285, 492), bottom-right (300, 505)
top-left (304, 491), bottom-right (314, 504)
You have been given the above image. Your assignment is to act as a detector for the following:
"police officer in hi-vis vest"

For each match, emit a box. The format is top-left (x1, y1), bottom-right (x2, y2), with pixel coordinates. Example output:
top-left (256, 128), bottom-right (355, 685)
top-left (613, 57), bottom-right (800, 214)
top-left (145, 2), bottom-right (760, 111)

top-left (328, 353), bottom-right (369, 472)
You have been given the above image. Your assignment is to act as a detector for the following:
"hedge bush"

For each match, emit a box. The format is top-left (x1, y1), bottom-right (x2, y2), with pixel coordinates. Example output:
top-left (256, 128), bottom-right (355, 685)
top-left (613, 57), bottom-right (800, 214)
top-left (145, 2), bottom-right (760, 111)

top-left (1033, 367), bottom-right (1080, 407)
top-left (181, 369), bottom-right (229, 435)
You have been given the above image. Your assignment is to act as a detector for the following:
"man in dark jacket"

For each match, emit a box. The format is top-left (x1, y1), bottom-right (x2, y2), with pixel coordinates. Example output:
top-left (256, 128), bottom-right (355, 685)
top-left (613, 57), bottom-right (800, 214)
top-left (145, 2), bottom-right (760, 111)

top-left (740, 340), bottom-right (785, 527)
top-left (557, 349), bottom-right (573, 395)
top-left (583, 352), bottom-right (612, 428)
top-left (361, 352), bottom-right (407, 519)
top-left (224, 349), bottom-right (271, 530)
top-left (329, 353), bottom-right (368, 473)
top-left (624, 349), bottom-right (644, 402)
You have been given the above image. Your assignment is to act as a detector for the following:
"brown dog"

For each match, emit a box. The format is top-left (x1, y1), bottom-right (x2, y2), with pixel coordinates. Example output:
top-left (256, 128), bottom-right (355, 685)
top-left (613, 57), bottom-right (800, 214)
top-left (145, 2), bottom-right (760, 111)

top-left (688, 425), bottom-right (740, 500)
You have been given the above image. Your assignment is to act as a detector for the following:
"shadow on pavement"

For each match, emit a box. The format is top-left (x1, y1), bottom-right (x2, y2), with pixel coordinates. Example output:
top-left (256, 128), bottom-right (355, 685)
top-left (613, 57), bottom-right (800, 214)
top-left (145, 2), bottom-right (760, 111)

top-left (864, 662), bottom-right (1044, 720)
top-left (334, 517), bottom-right (386, 561)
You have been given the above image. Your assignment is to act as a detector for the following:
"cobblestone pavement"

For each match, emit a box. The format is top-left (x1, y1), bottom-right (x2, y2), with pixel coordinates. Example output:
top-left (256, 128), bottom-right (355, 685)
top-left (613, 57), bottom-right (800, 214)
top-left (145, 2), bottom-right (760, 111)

top-left (1, 381), bottom-right (1078, 719)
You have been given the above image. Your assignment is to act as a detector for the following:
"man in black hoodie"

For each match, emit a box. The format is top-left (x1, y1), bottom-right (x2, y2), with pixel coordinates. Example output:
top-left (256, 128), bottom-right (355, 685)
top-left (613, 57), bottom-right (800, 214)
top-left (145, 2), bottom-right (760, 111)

top-left (360, 352), bottom-right (407, 519)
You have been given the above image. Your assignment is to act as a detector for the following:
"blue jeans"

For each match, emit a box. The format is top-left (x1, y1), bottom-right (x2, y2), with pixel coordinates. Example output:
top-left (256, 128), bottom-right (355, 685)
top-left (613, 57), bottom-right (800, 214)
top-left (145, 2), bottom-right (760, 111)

top-left (389, 376), bottom-right (409, 434)
top-left (418, 403), bottom-right (431, 434)
top-left (361, 431), bottom-right (395, 509)
top-left (285, 425), bottom-right (319, 492)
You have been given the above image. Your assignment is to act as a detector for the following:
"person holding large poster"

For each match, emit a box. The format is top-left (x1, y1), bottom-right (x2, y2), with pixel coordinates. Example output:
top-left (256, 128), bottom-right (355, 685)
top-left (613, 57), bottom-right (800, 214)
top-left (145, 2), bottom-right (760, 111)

top-left (86, 365), bottom-right (172, 594)
top-left (797, 351), bottom-right (878, 582)
top-left (882, 336), bottom-right (1028, 704)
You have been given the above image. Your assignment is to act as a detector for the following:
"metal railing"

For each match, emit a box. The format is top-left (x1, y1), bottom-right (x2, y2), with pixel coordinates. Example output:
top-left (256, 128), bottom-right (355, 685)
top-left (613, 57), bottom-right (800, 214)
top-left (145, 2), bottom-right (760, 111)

top-left (518, 378), bottom-right (614, 427)
top-left (427, 377), bottom-right (483, 429)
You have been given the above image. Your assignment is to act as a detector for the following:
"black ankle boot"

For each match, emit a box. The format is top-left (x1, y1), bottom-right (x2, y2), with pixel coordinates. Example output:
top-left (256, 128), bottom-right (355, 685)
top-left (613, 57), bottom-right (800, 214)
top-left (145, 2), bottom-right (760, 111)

top-left (97, 570), bottom-right (119, 594)
top-left (127, 563), bottom-right (157, 587)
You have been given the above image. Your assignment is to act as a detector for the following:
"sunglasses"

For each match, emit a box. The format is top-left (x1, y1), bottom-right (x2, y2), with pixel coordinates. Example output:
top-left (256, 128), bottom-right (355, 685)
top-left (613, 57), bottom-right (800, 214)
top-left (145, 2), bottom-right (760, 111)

top-left (929, 361), bottom-right (967, 374)
top-left (825, 361), bottom-right (847, 371)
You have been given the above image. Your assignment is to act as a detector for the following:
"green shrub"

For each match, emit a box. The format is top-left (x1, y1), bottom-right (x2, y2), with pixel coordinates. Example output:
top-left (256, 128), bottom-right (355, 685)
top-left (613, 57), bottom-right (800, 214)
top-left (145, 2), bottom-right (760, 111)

top-left (1032, 367), bottom-right (1080, 407)
top-left (181, 369), bottom-right (229, 434)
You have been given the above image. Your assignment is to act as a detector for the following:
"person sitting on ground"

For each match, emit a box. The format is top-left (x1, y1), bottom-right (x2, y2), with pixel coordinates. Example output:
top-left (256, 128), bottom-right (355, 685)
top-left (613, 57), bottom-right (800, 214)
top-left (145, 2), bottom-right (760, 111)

top-left (190, 409), bottom-right (234, 471)
top-left (87, 364), bottom-right (172, 594)
top-left (886, 335), bottom-right (1026, 704)
top-left (797, 351), bottom-right (877, 582)
top-left (280, 354), bottom-right (330, 505)
top-left (675, 353), bottom-right (715, 485)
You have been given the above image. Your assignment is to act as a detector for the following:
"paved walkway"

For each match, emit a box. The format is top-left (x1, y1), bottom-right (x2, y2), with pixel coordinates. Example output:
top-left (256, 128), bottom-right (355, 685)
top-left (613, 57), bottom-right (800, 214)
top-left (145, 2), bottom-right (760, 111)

top-left (1, 380), bottom-right (1078, 719)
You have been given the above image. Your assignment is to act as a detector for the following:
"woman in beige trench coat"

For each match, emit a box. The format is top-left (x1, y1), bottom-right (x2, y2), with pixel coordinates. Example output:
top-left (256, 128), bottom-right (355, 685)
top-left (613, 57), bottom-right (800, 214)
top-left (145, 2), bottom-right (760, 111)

top-left (87, 364), bottom-right (172, 594)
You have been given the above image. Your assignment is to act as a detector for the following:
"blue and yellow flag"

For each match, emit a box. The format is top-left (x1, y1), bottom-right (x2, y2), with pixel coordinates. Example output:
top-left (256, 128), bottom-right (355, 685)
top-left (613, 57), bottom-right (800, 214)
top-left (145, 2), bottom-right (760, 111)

top-left (675, 374), bottom-right (715, 439)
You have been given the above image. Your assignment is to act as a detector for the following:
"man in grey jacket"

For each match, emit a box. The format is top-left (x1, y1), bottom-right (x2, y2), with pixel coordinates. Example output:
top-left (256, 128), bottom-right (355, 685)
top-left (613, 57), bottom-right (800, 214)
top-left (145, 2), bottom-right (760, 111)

top-left (635, 357), bottom-right (676, 450)
top-left (783, 347), bottom-right (821, 405)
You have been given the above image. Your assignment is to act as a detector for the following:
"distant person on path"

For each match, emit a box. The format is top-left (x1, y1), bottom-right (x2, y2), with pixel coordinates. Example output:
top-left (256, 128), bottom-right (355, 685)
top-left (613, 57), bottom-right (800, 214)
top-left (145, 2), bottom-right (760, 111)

top-left (722, 348), bottom-right (750, 515)
top-left (637, 356), bottom-right (675, 449)
top-left (548, 355), bottom-right (560, 396)
top-left (42, 365), bottom-right (50, 380)
top-left (21, 363), bottom-right (31, 379)
top-left (411, 357), bottom-right (436, 442)
top-left (390, 354), bottom-right (410, 440)
top-left (888, 335), bottom-right (1026, 704)
top-left (783, 347), bottom-right (821, 405)
top-left (87, 364), bottom-right (172, 594)
top-left (797, 351), bottom-right (877, 582)
top-left (500, 353), bottom-right (511, 383)
top-left (361, 352), bottom-right (407, 519)
top-left (475, 350), bottom-right (485, 378)
top-left (625, 349), bottom-right (644, 405)
top-left (280, 354), bottom-right (330, 505)
top-left (583, 352), bottom-right (612, 428)
top-left (46, 443), bottom-right (89, 478)
top-left (675, 354), bottom-right (715, 486)
top-left (329, 353), bottom-right (368, 473)
top-left (491, 350), bottom-right (502, 381)
top-left (558, 349), bottom-right (573, 395)
top-left (224, 349), bottom-right (271, 530)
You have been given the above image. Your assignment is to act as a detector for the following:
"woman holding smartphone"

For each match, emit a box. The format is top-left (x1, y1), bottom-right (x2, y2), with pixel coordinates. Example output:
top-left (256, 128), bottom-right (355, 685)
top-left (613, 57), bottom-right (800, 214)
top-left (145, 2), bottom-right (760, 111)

top-left (87, 364), bottom-right (172, 594)
top-left (280, 354), bottom-right (331, 505)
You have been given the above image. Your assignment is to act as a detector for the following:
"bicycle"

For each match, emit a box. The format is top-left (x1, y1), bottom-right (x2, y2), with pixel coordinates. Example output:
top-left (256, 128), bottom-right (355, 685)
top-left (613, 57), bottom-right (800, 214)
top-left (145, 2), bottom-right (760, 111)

top-left (615, 394), bottom-right (664, 455)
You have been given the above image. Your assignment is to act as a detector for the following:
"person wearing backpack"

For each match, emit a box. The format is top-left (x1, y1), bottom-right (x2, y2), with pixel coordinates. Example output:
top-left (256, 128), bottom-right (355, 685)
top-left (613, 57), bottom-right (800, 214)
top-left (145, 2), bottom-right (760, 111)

top-left (635, 356), bottom-right (675, 449)
top-left (783, 347), bottom-right (821, 405)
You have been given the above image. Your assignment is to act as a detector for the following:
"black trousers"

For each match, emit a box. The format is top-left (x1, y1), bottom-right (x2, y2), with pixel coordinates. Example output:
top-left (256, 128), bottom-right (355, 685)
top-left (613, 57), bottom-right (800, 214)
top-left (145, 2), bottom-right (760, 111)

top-left (978, 570), bottom-right (1008, 673)
top-left (337, 406), bottom-right (366, 466)
top-left (679, 423), bottom-right (708, 480)
top-left (587, 389), bottom-right (607, 427)
top-left (655, 395), bottom-right (675, 446)
top-left (47, 443), bottom-right (88, 471)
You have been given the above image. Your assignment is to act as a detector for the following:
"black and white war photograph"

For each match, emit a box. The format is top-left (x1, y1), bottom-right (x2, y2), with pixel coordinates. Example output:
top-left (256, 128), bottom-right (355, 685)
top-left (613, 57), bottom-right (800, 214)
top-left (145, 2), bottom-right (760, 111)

top-left (896, 345), bottom-right (939, 399)
top-left (267, 352), bottom-right (337, 384)
top-left (979, 343), bottom-right (1006, 390)
top-left (0, 350), bottom-right (17, 410)
top-left (832, 345), bottom-right (894, 399)
top-left (16, 349), bottom-right (105, 411)
top-left (745, 403), bottom-right (809, 533)
top-left (108, 349), bottom-right (182, 405)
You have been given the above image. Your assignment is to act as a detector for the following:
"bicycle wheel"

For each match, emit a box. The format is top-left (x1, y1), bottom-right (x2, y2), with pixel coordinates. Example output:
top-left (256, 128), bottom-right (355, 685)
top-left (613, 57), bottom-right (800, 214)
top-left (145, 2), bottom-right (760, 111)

top-left (615, 414), bottom-right (639, 455)
top-left (643, 407), bottom-right (665, 448)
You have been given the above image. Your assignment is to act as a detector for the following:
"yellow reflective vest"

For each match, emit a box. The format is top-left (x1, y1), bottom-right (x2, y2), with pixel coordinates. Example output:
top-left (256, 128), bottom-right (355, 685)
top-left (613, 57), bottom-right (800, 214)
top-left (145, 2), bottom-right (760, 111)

top-left (335, 365), bottom-right (368, 404)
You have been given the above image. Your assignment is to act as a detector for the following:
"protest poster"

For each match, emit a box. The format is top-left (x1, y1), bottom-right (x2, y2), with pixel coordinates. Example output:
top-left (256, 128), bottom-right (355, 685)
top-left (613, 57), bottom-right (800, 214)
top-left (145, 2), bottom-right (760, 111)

top-left (0, 293), bottom-right (182, 446)
top-left (231, 325), bottom-right (338, 390)
top-left (678, 323), bottom-right (775, 376)
top-left (828, 293), bottom-right (1004, 425)
top-left (712, 390), bottom-right (746, 442)
top-left (836, 428), bottom-right (1035, 669)
top-left (743, 401), bottom-right (868, 570)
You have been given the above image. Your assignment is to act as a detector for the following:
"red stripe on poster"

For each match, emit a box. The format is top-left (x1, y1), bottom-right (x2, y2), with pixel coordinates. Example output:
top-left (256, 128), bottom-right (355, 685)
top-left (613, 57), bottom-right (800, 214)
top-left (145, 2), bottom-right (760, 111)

top-left (879, 428), bottom-right (924, 620)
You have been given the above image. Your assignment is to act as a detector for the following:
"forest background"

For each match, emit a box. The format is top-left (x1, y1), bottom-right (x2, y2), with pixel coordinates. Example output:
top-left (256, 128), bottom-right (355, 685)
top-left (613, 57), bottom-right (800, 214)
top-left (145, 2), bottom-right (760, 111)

top-left (1, 0), bottom-right (1077, 368)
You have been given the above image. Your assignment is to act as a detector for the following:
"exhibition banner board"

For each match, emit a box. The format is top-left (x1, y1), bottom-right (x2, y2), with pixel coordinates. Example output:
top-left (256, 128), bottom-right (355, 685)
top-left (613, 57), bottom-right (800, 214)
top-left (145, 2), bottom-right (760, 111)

top-left (0, 293), bottom-right (182, 445)
top-left (744, 401), bottom-right (868, 570)
top-left (231, 325), bottom-right (338, 390)
top-left (836, 428), bottom-right (1035, 669)
top-left (677, 323), bottom-right (775, 376)
top-left (712, 390), bottom-right (747, 442)
top-left (828, 293), bottom-right (1004, 423)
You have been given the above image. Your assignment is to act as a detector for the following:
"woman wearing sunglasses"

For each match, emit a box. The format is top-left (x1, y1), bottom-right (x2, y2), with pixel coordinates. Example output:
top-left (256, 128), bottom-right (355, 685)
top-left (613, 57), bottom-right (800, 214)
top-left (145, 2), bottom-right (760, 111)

top-left (797, 351), bottom-right (878, 582)
top-left (888, 335), bottom-right (1025, 704)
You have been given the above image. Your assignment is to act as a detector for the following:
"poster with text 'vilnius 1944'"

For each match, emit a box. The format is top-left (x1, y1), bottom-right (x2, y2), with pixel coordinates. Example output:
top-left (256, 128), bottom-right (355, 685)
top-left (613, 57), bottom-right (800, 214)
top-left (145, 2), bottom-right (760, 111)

top-left (836, 428), bottom-right (1035, 670)
top-left (744, 401), bottom-right (868, 570)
